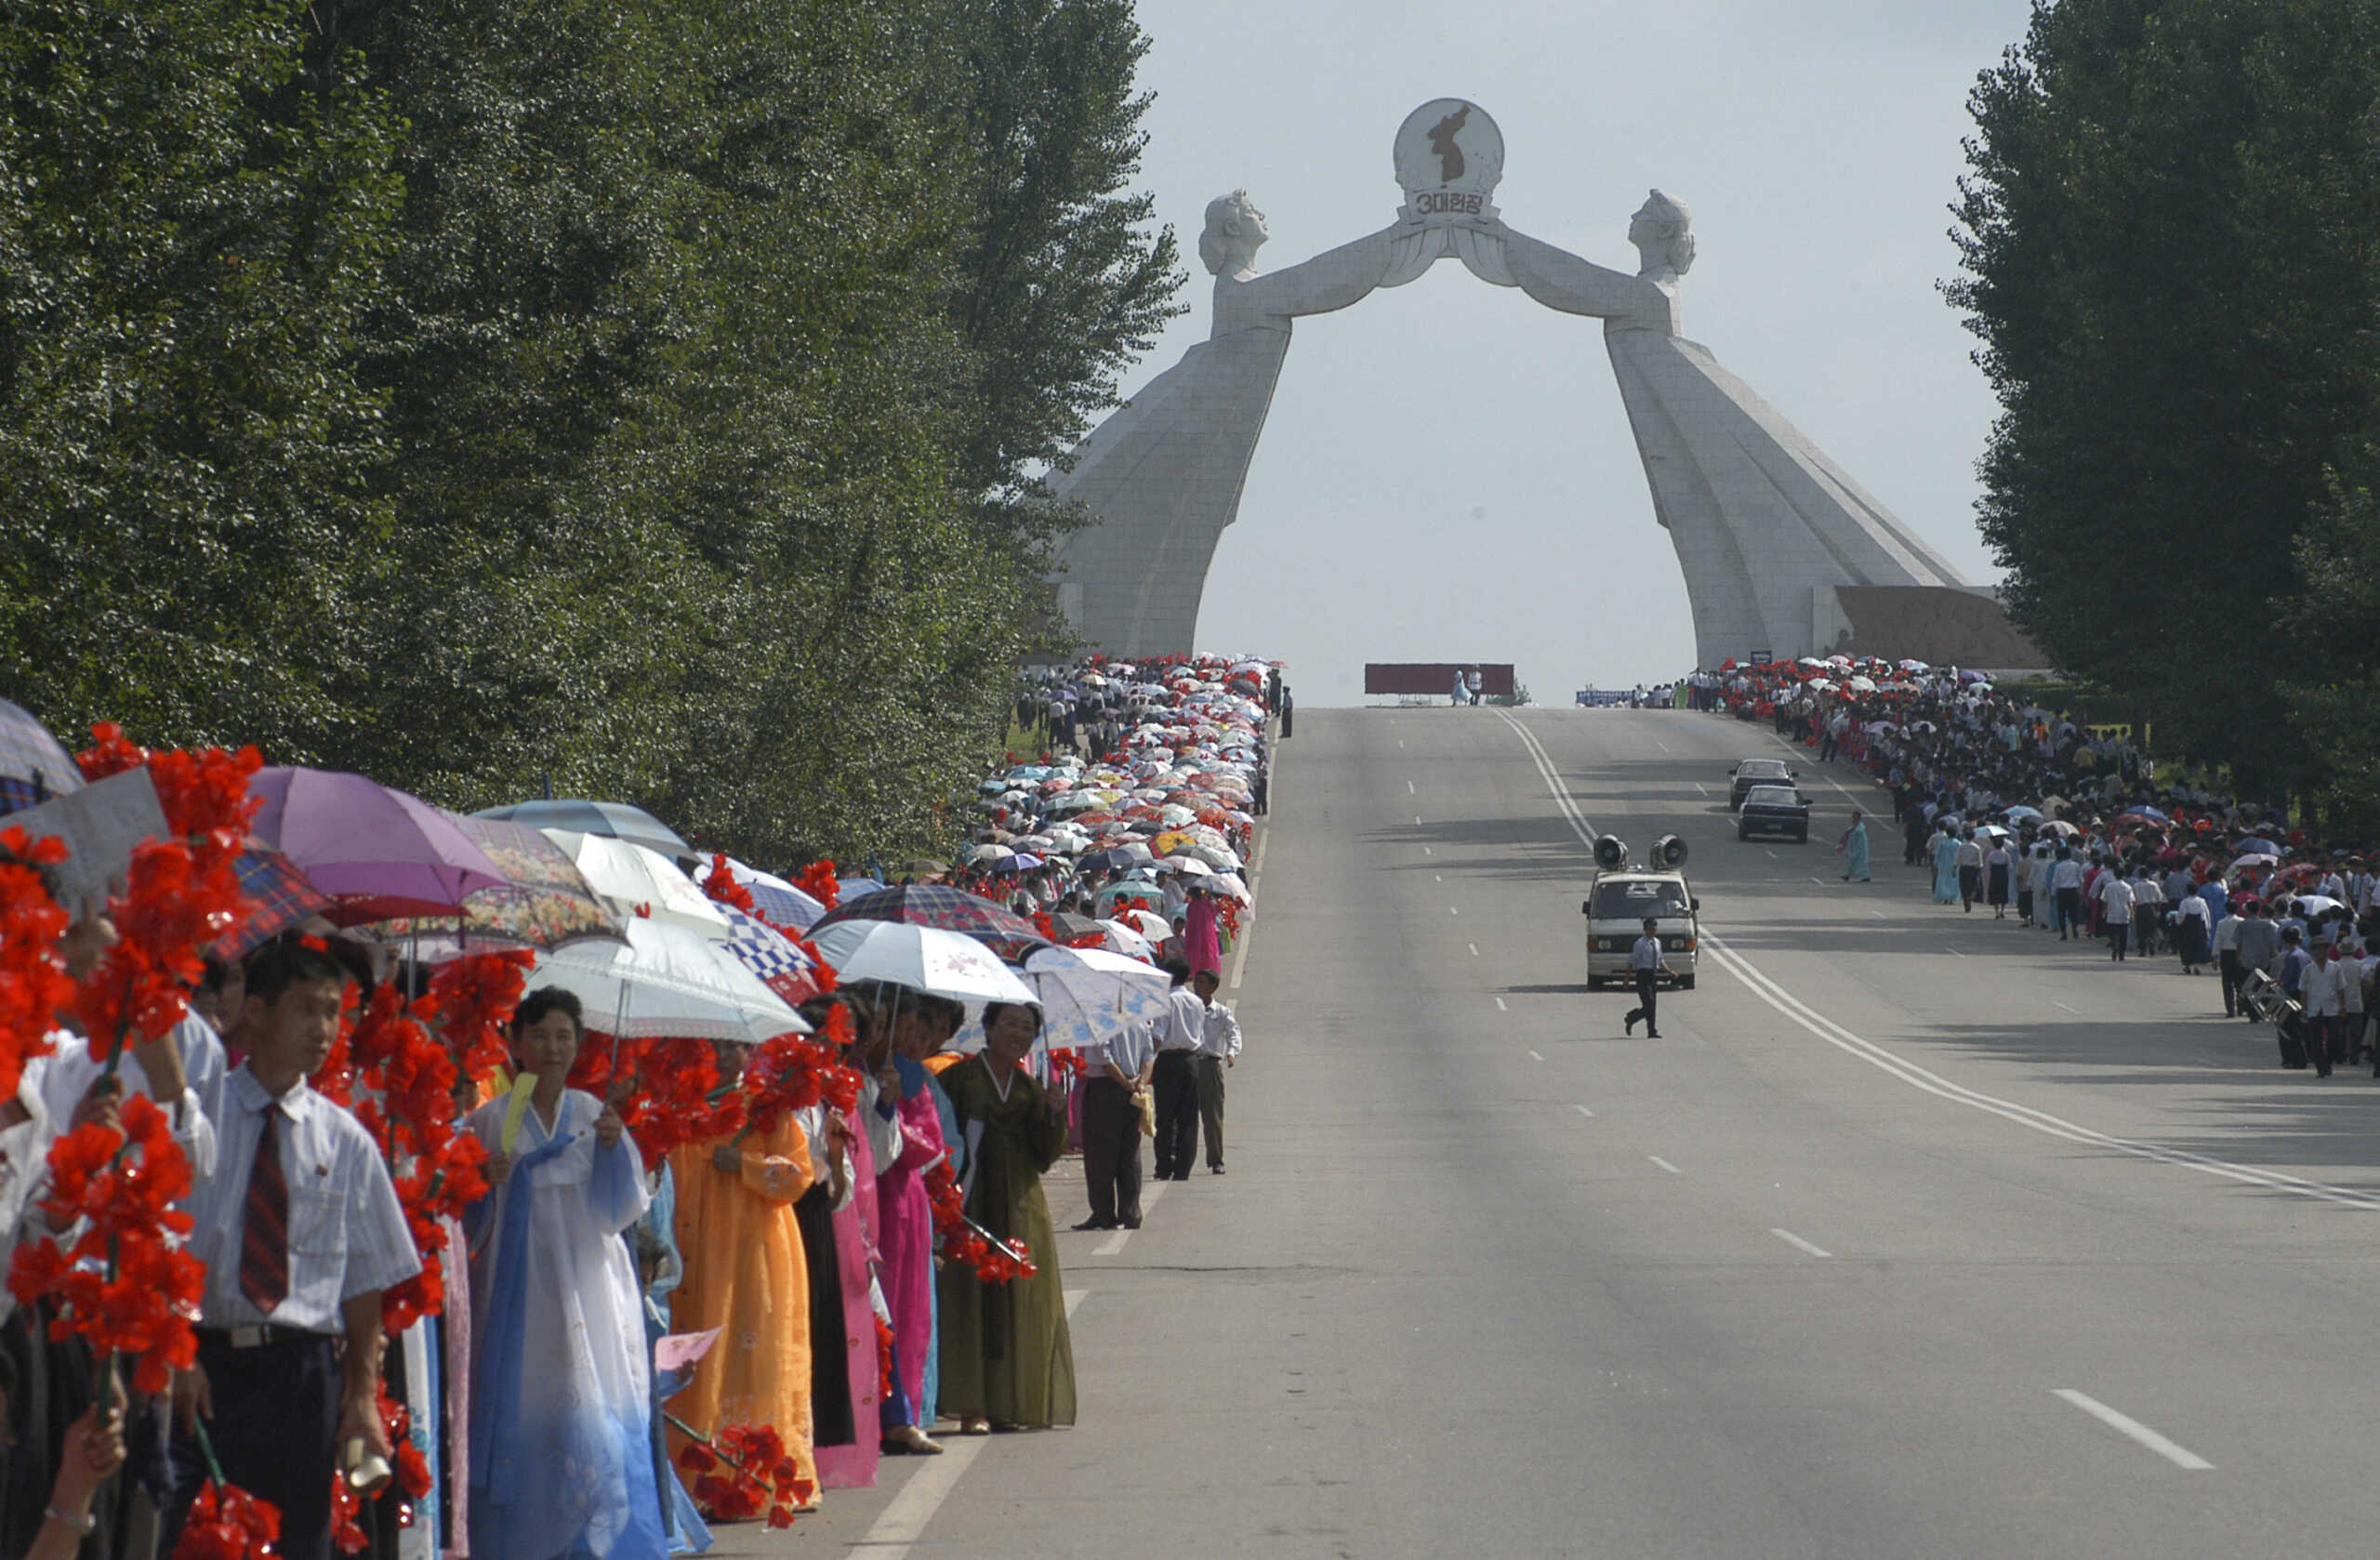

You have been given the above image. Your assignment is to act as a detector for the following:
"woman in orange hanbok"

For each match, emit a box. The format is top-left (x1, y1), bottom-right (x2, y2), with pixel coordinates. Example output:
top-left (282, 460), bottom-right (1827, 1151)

top-left (666, 1098), bottom-right (822, 1508)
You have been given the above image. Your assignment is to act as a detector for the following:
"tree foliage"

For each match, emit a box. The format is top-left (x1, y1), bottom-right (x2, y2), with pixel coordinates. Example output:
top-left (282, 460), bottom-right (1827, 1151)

top-left (1948, 0), bottom-right (2380, 804)
top-left (0, 0), bottom-right (1176, 864)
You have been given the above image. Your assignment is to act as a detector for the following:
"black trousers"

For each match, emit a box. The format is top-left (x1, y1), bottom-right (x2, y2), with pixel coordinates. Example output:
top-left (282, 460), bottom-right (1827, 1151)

top-left (1151, 1051), bottom-right (1198, 1178)
top-left (165, 1329), bottom-right (341, 1560)
top-left (2056, 887), bottom-right (2082, 937)
top-left (1624, 971), bottom-right (1660, 1035)
top-left (1194, 1053), bottom-right (1226, 1169)
top-left (1078, 1076), bottom-right (1144, 1224)
top-left (2108, 923), bottom-right (2129, 960)
top-left (2219, 951), bottom-right (2244, 1015)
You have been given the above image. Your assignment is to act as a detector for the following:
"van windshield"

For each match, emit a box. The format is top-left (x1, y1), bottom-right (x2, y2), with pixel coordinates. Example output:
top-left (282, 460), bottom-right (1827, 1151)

top-left (1591, 879), bottom-right (1689, 919)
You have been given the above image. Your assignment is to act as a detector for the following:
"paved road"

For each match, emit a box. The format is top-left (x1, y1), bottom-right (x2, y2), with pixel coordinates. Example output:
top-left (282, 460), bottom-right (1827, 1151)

top-left (775, 707), bottom-right (2380, 1559)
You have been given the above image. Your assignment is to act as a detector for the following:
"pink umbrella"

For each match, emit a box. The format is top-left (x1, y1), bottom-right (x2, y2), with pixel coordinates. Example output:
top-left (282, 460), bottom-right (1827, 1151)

top-left (248, 766), bottom-right (509, 925)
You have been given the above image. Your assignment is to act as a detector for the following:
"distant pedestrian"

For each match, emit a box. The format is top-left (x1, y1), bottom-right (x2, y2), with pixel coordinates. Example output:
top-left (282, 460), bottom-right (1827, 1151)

top-left (1834, 808), bottom-right (1871, 882)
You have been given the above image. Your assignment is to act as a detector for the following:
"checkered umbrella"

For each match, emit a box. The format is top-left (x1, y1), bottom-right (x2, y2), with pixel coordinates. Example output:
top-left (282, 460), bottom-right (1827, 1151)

top-left (231, 844), bottom-right (335, 956)
top-left (812, 884), bottom-right (1051, 962)
top-left (0, 698), bottom-right (84, 819)
top-left (719, 906), bottom-right (829, 1005)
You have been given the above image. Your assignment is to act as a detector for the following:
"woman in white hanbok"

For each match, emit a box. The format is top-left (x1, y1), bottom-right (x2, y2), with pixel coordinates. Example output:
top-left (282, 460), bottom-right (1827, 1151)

top-left (465, 988), bottom-right (667, 1560)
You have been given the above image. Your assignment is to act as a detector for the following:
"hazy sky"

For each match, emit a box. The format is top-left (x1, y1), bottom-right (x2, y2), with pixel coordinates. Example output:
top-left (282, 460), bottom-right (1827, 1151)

top-left (1115, 0), bottom-right (2035, 703)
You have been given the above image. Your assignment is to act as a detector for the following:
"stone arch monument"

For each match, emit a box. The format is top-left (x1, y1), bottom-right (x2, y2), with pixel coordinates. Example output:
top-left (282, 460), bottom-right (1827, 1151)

top-left (1046, 99), bottom-right (1982, 668)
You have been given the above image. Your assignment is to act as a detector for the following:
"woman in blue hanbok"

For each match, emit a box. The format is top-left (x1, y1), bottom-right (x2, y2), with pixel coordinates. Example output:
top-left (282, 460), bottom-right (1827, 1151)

top-left (1835, 809), bottom-right (1871, 882)
top-left (1930, 826), bottom-right (1962, 906)
top-left (466, 988), bottom-right (668, 1560)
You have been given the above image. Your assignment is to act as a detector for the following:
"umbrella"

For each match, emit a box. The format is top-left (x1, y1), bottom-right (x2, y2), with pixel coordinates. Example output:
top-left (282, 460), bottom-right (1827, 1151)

top-left (364, 816), bottom-right (623, 957)
top-left (2000, 805), bottom-right (2043, 821)
top-left (2228, 853), bottom-right (2281, 872)
top-left (2235, 837), bottom-right (2284, 856)
top-left (807, 920), bottom-right (1035, 1004)
top-left (0, 698), bottom-right (84, 818)
top-left (1117, 908), bottom-right (1172, 942)
top-left (1018, 945), bottom-right (1171, 1051)
top-left (546, 829), bottom-right (729, 939)
top-left (474, 798), bottom-right (690, 858)
top-left (249, 767), bottom-right (509, 924)
top-left (1091, 919), bottom-right (1156, 959)
top-left (230, 844), bottom-right (336, 955)
top-left (1204, 872), bottom-right (1251, 902)
top-left (813, 883), bottom-right (1051, 961)
top-left (1846, 677), bottom-right (1878, 693)
top-left (725, 859), bottom-right (826, 930)
top-left (530, 918), bottom-right (809, 1042)
top-left (2291, 894), bottom-right (2346, 917)
top-left (718, 906), bottom-right (831, 1005)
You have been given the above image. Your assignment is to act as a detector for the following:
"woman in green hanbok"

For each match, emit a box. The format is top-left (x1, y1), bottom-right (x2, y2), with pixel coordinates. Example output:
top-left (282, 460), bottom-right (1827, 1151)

top-left (937, 1001), bottom-right (1078, 1434)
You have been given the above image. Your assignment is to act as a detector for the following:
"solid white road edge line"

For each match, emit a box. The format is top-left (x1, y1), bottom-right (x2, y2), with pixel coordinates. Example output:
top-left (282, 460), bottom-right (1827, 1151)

top-left (2053, 1389), bottom-right (2214, 1471)
top-left (842, 1435), bottom-right (987, 1558)
top-left (1490, 708), bottom-right (2380, 1215)
top-left (1769, 1227), bottom-right (1831, 1259)
top-left (1648, 1155), bottom-right (1681, 1174)
top-left (1064, 1289), bottom-right (1088, 1317)
top-left (1089, 1180), bottom-right (1169, 1256)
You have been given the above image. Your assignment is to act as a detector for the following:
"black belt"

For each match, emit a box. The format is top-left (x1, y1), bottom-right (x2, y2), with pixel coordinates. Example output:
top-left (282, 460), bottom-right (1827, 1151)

top-left (198, 1323), bottom-right (336, 1350)
top-left (1154, 1049), bottom-right (1197, 1063)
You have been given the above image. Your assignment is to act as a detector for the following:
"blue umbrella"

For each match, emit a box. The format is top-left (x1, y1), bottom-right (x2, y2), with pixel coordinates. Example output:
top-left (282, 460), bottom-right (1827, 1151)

top-left (473, 798), bottom-right (690, 858)
top-left (2001, 805), bottom-right (2043, 821)
top-left (2236, 837), bottom-right (2284, 856)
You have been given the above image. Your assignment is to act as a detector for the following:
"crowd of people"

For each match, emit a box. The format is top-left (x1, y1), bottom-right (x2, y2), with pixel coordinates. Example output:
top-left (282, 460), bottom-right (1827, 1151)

top-left (0, 652), bottom-right (1276, 1560)
top-left (1683, 654), bottom-right (2380, 1077)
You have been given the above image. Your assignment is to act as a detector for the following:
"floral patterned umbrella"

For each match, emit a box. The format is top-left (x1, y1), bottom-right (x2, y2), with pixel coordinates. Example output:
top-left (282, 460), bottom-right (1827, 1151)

top-left (811, 883), bottom-right (1051, 962)
top-left (364, 815), bottom-right (624, 957)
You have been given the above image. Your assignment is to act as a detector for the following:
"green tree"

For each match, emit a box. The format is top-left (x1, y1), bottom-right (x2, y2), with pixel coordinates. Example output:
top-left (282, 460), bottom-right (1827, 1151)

top-left (944, 0), bottom-right (1185, 516)
top-left (0, 0), bottom-right (400, 760)
top-left (1948, 0), bottom-right (2380, 798)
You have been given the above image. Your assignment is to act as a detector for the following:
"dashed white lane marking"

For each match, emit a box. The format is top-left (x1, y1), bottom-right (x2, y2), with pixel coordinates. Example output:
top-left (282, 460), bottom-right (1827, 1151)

top-left (1408, 779), bottom-right (1416, 794)
top-left (1415, 815), bottom-right (1423, 826)
top-left (1809, 877), bottom-right (1827, 886)
top-left (1090, 1182), bottom-right (1168, 1256)
top-left (1528, 1050), bottom-right (1544, 1062)
top-left (1467, 943), bottom-right (1479, 957)
top-left (1765, 850), bottom-right (1778, 859)
top-left (1064, 1289), bottom-right (1088, 1317)
top-left (1434, 874), bottom-right (1443, 882)
top-left (1491, 708), bottom-right (2380, 1217)
top-left (1770, 1227), bottom-right (1831, 1259)
top-left (1449, 906), bottom-right (1460, 916)
top-left (1421, 846), bottom-right (1433, 856)
top-left (1398, 739), bottom-right (1406, 748)
top-left (2053, 1001), bottom-right (2079, 1014)
top-left (1694, 782), bottom-right (1709, 796)
top-left (1870, 910), bottom-right (1888, 919)
top-left (1494, 997), bottom-right (1508, 1011)
top-left (1573, 1104), bottom-right (1594, 1118)
top-left (1656, 740), bottom-right (1671, 752)
top-left (1648, 1156), bottom-right (1681, 1175)
top-left (842, 1435), bottom-right (987, 1559)
top-left (1945, 947), bottom-right (1966, 958)
top-left (2053, 1390), bottom-right (2214, 1471)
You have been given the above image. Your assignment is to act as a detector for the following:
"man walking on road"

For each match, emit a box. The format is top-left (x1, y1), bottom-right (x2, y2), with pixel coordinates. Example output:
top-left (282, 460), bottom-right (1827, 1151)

top-left (1190, 969), bottom-right (1240, 1174)
top-left (1622, 918), bottom-right (1671, 1038)
top-left (1150, 961), bottom-right (1206, 1181)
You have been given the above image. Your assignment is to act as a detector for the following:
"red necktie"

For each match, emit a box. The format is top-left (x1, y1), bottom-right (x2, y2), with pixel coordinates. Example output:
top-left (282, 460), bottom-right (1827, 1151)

top-left (239, 1106), bottom-right (289, 1314)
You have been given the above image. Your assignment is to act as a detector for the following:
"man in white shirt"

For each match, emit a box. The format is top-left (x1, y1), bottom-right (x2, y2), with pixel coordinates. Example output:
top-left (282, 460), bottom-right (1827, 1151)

top-left (1149, 961), bottom-right (1207, 1182)
top-left (2300, 939), bottom-right (2352, 1074)
top-left (2097, 871), bottom-right (2136, 961)
top-left (1622, 919), bottom-right (1672, 1038)
top-left (165, 941), bottom-right (420, 1560)
top-left (1190, 969), bottom-right (1242, 1175)
top-left (1075, 1012), bottom-right (1152, 1231)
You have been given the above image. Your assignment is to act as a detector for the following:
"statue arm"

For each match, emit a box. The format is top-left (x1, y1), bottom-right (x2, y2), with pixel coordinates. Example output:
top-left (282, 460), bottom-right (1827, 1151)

top-left (1235, 225), bottom-right (1402, 321)
top-left (1498, 225), bottom-right (1654, 319)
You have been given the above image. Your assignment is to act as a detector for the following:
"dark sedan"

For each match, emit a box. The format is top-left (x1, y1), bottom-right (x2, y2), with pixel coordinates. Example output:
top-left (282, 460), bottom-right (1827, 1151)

top-left (1738, 784), bottom-right (1812, 842)
top-left (1727, 757), bottom-right (1795, 811)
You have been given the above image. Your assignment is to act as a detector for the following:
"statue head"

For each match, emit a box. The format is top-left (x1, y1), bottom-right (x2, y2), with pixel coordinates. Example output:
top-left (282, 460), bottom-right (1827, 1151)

top-left (1199, 190), bottom-right (1270, 277)
top-left (1628, 190), bottom-right (1694, 280)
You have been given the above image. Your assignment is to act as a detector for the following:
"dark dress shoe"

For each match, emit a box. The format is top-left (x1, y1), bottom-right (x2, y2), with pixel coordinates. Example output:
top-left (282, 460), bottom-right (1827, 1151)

top-left (1120, 1216), bottom-right (1142, 1228)
top-left (1210, 1164), bottom-right (1225, 1175)
top-left (1071, 1219), bottom-right (1115, 1231)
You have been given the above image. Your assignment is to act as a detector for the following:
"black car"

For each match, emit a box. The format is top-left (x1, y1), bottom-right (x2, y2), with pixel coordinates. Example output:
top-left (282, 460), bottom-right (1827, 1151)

top-left (1728, 757), bottom-right (1795, 811)
top-left (1738, 784), bottom-right (1812, 841)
